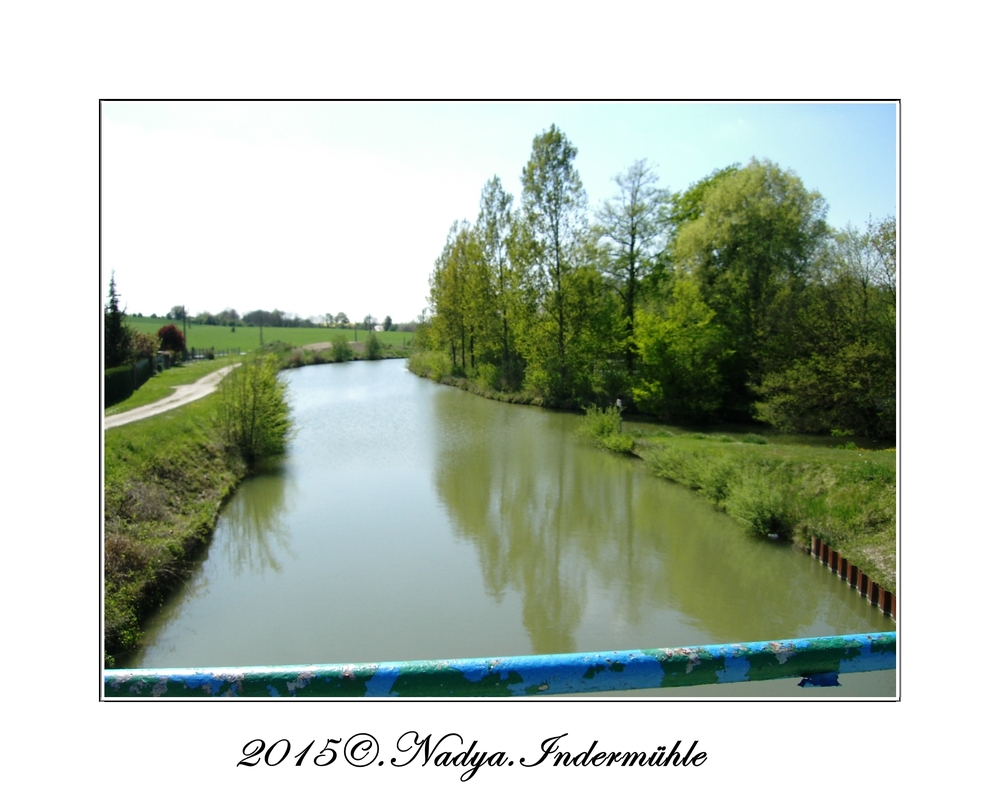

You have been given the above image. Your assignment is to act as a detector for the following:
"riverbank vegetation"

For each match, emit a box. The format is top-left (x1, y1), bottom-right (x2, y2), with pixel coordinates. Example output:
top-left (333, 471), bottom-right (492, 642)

top-left (259, 334), bottom-right (411, 370)
top-left (217, 354), bottom-right (292, 465)
top-left (413, 126), bottom-right (895, 442)
top-left (412, 124), bottom-right (895, 591)
top-left (104, 393), bottom-right (245, 665)
top-left (636, 429), bottom-right (896, 594)
top-left (577, 404), bottom-right (635, 454)
top-left (572, 411), bottom-right (895, 594)
top-left (104, 356), bottom-right (293, 666)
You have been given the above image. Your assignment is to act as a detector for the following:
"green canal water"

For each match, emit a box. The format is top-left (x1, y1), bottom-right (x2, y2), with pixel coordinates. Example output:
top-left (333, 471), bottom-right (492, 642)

top-left (124, 360), bottom-right (895, 696)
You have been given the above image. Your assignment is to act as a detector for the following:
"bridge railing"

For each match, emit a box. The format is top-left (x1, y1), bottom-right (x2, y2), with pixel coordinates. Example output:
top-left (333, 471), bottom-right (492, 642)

top-left (104, 632), bottom-right (895, 698)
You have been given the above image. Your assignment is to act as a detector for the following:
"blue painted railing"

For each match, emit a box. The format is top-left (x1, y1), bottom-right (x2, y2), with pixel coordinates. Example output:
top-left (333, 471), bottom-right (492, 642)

top-left (104, 631), bottom-right (895, 698)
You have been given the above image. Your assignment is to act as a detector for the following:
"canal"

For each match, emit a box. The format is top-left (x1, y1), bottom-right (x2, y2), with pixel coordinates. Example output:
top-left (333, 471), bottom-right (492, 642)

top-left (124, 359), bottom-right (895, 696)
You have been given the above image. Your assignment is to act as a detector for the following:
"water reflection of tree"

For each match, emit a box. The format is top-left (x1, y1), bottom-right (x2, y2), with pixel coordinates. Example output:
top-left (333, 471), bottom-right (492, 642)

top-left (217, 471), bottom-right (294, 576)
top-left (432, 391), bottom-right (852, 654)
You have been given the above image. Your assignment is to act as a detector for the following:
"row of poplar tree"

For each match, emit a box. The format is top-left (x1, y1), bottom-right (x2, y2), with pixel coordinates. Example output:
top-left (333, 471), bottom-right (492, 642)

top-left (422, 125), bottom-right (896, 439)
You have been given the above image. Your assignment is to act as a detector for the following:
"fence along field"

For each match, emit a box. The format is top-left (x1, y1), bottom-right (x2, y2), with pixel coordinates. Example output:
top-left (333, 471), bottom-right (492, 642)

top-left (128, 317), bottom-right (414, 352)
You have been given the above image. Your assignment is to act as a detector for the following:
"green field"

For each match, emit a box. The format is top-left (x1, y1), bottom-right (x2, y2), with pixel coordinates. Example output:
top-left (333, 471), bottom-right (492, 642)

top-left (128, 316), bottom-right (416, 351)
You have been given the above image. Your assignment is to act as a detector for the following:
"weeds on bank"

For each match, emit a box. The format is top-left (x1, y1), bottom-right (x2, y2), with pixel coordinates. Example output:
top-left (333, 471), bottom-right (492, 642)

top-left (577, 405), bottom-right (636, 454)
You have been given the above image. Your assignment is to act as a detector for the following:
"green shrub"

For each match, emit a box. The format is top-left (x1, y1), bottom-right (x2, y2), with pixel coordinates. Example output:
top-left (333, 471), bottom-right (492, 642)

top-left (474, 363), bottom-right (500, 392)
top-left (365, 333), bottom-right (383, 360)
top-left (408, 350), bottom-right (453, 381)
top-left (579, 404), bottom-right (620, 439)
top-left (331, 336), bottom-right (353, 362)
top-left (128, 330), bottom-right (158, 361)
top-left (577, 405), bottom-right (635, 453)
top-left (725, 471), bottom-right (793, 537)
top-left (702, 456), bottom-right (738, 503)
top-left (216, 354), bottom-right (292, 465)
top-left (740, 434), bottom-right (768, 445)
top-left (601, 432), bottom-right (637, 454)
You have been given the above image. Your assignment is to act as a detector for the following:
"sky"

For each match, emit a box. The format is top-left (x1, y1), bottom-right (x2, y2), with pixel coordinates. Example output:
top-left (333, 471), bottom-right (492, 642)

top-left (102, 101), bottom-right (897, 324)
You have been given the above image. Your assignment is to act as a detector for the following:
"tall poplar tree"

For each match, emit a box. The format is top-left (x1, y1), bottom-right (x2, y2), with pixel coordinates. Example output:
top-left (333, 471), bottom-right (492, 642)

top-left (520, 125), bottom-right (588, 399)
top-left (475, 176), bottom-right (518, 384)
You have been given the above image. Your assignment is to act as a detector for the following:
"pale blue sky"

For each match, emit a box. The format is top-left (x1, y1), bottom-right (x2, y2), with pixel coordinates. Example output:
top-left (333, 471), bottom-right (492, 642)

top-left (102, 101), bottom-right (897, 323)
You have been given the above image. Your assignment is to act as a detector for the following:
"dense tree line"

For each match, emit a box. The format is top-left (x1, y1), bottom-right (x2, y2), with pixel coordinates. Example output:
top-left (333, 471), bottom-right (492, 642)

top-left (420, 126), bottom-right (896, 439)
top-left (163, 306), bottom-right (401, 331)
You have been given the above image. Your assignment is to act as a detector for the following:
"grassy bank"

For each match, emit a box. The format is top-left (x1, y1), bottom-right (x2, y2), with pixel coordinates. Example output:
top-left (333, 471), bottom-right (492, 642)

top-left (105, 353), bottom-right (295, 667)
top-left (103, 391), bottom-right (246, 667)
top-left (579, 406), bottom-right (897, 594)
top-left (631, 428), bottom-right (896, 594)
top-left (261, 337), bottom-right (412, 369)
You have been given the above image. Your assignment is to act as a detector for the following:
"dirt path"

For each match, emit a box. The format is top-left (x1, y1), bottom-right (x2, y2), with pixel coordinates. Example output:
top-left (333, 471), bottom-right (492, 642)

top-left (104, 364), bottom-right (240, 429)
top-left (302, 340), bottom-right (366, 352)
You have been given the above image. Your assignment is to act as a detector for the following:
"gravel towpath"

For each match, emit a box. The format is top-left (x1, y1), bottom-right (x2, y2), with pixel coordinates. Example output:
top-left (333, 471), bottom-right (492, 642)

top-left (104, 364), bottom-right (239, 429)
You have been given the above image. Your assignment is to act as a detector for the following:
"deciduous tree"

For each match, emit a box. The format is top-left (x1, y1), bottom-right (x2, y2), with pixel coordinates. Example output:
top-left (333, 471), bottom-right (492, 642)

top-left (632, 277), bottom-right (730, 420)
top-left (217, 354), bottom-right (291, 464)
top-left (673, 159), bottom-right (828, 417)
top-left (754, 215), bottom-right (896, 438)
top-left (157, 324), bottom-right (186, 353)
top-left (475, 176), bottom-right (520, 387)
top-left (595, 159), bottom-right (669, 373)
top-left (520, 125), bottom-right (589, 400)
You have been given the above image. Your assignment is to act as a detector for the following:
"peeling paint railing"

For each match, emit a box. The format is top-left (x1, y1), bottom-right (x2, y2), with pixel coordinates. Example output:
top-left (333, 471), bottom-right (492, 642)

top-left (104, 632), bottom-right (895, 698)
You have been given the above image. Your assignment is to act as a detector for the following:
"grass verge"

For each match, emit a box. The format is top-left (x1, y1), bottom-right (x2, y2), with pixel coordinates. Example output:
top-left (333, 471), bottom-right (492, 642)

top-left (262, 339), bottom-right (411, 369)
top-left (633, 430), bottom-right (896, 593)
top-left (103, 392), bottom-right (247, 666)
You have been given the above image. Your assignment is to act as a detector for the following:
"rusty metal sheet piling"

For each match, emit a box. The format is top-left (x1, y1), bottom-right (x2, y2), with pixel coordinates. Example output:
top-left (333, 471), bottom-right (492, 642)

top-left (104, 632), bottom-right (895, 698)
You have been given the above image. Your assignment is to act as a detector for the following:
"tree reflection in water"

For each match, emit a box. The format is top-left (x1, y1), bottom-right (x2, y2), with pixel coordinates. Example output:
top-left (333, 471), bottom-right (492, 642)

top-left (431, 388), bottom-right (843, 654)
top-left (216, 465), bottom-right (294, 576)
